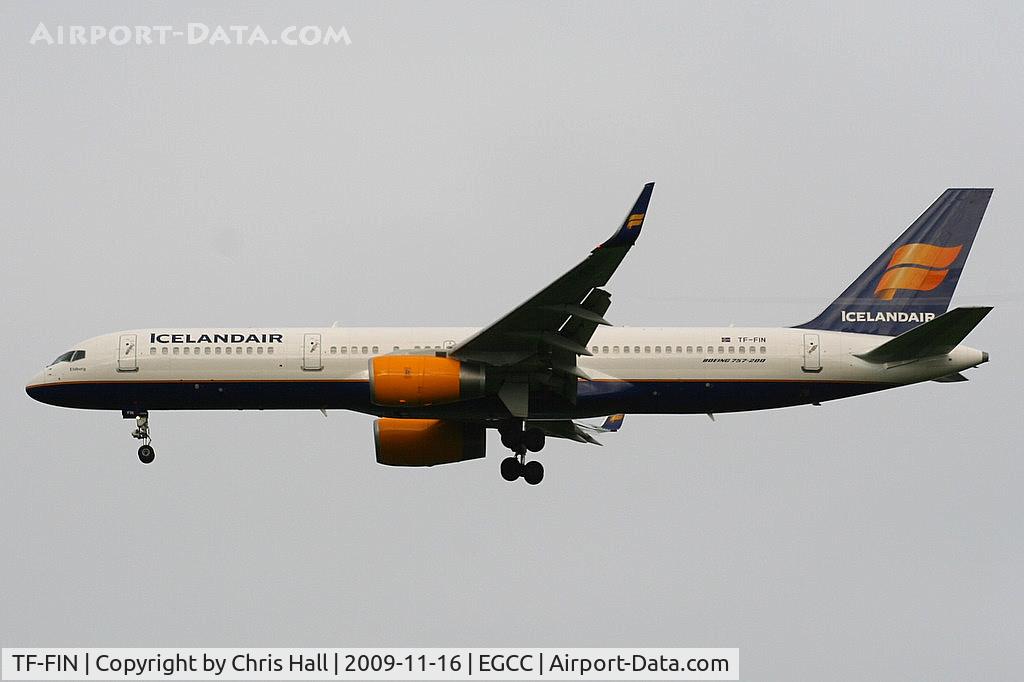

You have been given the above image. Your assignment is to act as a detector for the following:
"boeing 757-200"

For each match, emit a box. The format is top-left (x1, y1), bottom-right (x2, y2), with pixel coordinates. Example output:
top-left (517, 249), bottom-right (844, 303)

top-left (26, 184), bottom-right (992, 484)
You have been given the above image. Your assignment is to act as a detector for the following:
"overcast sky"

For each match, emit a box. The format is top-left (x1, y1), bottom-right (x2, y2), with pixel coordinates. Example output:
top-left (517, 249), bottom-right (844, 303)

top-left (2, 2), bottom-right (1022, 679)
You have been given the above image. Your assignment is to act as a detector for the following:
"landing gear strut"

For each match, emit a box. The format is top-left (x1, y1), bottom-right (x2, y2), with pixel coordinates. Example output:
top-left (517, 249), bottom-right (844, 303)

top-left (129, 412), bottom-right (155, 464)
top-left (498, 423), bottom-right (545, 484)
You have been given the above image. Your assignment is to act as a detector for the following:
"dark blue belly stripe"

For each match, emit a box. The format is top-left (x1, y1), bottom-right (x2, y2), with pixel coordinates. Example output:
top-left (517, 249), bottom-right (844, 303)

top-left (26, 378), bottom-right (897, 419)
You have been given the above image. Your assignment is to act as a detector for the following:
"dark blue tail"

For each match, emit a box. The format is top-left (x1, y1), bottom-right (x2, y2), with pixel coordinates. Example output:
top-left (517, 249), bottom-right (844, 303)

top-left (796, 188), bottom-right (992, 336)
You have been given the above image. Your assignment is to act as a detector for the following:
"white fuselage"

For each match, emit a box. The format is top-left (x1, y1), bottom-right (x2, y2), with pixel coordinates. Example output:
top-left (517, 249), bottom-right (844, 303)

top-left (26, 326), bottom-right (987, 420)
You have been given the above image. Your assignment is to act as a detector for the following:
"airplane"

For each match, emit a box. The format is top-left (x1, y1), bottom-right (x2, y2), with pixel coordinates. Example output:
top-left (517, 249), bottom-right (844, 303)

top-left (26, 184), bottom-right (993, 484)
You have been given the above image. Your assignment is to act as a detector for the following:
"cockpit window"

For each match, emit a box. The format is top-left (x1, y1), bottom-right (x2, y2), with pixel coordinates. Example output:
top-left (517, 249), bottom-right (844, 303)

top-left (49, 351), bottom-right (74, 365)
top-left (48, 350), bottom-right (85, 365)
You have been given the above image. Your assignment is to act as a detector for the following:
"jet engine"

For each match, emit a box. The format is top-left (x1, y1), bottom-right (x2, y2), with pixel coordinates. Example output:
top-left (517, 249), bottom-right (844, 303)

top-left (373, 418), bottom-right (486, 466)
top-left (369, 355), bottom-right (485, 406)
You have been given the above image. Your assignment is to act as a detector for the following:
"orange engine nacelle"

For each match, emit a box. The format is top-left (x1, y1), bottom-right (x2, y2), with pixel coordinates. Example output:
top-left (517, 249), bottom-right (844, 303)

top-left (373, 418), bottom-right (486, 467)
top-left (369, 355), bottom-right (485, 407)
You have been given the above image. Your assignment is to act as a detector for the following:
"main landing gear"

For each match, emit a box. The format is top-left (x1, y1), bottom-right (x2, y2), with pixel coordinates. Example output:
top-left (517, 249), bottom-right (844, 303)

top-left (128, 411), bottom-right (155, 464)
top-left (498, 423), bottom-right (545, 485)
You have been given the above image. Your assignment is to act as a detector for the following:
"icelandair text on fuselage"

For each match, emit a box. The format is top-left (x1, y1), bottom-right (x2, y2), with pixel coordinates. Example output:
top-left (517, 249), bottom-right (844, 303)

top-left (1, 648), bottom-right (739, 680)
top-left (150, 333), bottom-right (284, 345)
top-left (841, 310), bottom-right (936, 323)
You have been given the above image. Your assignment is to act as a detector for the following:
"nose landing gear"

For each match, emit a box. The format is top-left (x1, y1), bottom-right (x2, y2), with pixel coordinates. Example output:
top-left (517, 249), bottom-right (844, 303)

top-left (137, 443), bottom-right (155, 464)
top-left (498, 423), bottom-right (546, 484)
top-left (127, 411), bottom-right (155, 464)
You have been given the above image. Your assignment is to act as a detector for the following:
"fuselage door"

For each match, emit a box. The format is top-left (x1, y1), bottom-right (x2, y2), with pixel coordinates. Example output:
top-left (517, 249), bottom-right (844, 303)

top-left (303, 333), bottom-right (322, 371)
top-left (118, 334), bottom-right (138, 372)
top-left (802, 333), bottom-right (821, 372)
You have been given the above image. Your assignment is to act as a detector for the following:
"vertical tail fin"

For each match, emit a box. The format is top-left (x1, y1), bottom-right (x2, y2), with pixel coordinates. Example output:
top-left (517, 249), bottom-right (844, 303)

top-left (796, 188), bottom-right (992, 336)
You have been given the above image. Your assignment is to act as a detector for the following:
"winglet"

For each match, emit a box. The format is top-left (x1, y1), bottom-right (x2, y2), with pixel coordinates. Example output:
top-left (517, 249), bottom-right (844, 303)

top-left (600, 413), bottom-right (625, 432)
top-left (596, 182), bottom-right (655, 250)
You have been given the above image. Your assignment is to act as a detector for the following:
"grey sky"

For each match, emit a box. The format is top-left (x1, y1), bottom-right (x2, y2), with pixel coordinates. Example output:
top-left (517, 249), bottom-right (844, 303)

top-left (2, 2), bottom-right (1022, 679)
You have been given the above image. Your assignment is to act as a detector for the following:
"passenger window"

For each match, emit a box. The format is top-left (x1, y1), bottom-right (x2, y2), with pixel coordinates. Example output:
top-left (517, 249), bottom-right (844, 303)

top-left (161, 347), bottom-right (168, 355)
top-left (236, 347), bottom-right (242, 354)
top-left (351, 346), bottom-right (358, 354)
top-left (339, 347), bottom-right (347, 354)
top-left (696, 346), bottom-right (702, 353)
top-left (173, 347), bottom-right (180, 355)
top-left (215, 347), bottom-right (222, 355)
top-left (247, 347), bottom-right (254, 355)
top-left (728, 346), bottom-right (735, 353)
top-left (602, 346), bottom-right (609, 354)
top-left (634, 346), bottom-right (640, 353)
top-left (644, 346), bottom-right (651, 353)
top-left (414, 345), bottom-right (421, 350)
top-left (686, 346), bottom-right (693, 353)
top-left (225, 347), bottom-right (232, 355)
top-left (393, 346), bottom-right (400, 352)
top-left (183, 347), bottom-right (190, 355)
top-left (676, 346), bottom-right (683, 353)
top-left (150, 348), bottom-right (157, 356)
top-left (204, 347), bottom-right (211, 355)
top-left (613, 346), bottom-right (620, 353)
top-left (664, 346), bottom-right (671, 354)
top-left (256, 347), bottom-right (263, 354)
top-left (361, 346), bottom-right (368, 354)
top-left (624, 346), bottom-right (630, 354)
top-left (330, 346), bottom-right (337, 354)
top-left (749, 346), bottom-right (755, 353)
top-left (372, 346), bottom-right (379, 353)
top-left (267, 347), bottom-right (274, 355)
top-left (707, 346), bottom-right (713, 354)
top-left (592, 346), bottom-right (599, 354)
top-left (738, 346), bottom-right (745, 354)
top-left (194, 347), bottom-right (200, 355)
top-left (760, 346), bottom-right (767, 353)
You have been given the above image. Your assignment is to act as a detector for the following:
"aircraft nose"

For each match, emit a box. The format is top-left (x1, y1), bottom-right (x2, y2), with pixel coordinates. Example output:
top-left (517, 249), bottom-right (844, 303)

top-left (25, 370), bottom-right (46, 402)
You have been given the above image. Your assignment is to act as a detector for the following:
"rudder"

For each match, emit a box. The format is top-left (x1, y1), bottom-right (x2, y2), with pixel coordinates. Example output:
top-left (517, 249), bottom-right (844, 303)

top-left (796, 188), bottom-right (992, 336)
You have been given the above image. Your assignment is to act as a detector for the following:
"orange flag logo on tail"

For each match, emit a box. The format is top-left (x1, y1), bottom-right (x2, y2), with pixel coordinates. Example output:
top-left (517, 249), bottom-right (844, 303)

top-left (874, 243), bottom-right (963, 300)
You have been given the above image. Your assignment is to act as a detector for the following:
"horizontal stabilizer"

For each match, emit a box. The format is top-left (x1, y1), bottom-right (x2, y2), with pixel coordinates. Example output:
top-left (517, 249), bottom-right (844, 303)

top-left (855, 306), bottom-right (992, 364)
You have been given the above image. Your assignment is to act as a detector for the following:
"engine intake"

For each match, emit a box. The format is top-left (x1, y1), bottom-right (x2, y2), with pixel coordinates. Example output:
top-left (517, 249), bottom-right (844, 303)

top-left (369, 355), bottom-right (485, 407)
top-left (373, 418), bottom-right (486, 466)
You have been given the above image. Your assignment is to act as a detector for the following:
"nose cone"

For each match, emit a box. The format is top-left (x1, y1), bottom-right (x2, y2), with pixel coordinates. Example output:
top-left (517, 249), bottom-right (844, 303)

top-left (26, 371), bottom-right (47, 403)
top-left (982, 351), bottom-right (990, 364)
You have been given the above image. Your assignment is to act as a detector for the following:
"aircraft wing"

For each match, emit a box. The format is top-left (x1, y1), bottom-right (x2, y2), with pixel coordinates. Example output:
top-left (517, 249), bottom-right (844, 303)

top-left (526, 414), bottom-right (626, 445)
top-left (450, 183), bottom-right (654, 415)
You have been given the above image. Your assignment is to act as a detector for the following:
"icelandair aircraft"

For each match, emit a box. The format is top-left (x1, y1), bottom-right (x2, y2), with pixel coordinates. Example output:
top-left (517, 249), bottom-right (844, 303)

top-left (27, 185), bottom-right (993, 484)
